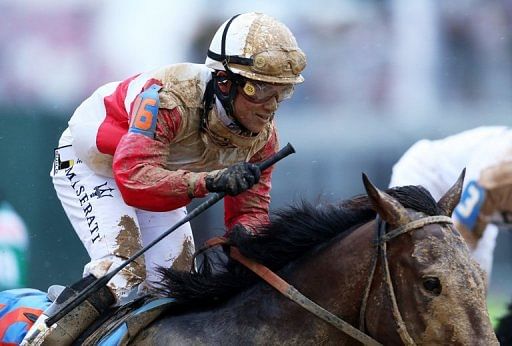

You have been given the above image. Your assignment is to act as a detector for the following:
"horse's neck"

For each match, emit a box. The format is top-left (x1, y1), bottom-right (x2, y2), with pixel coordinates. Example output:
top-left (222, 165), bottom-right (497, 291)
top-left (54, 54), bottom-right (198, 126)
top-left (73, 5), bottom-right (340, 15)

top-left (285, 220), bottom-right (377, 321)
top-left (161, 277), bottom-right (326, 342)
top-left (221, 220), bottom-right (377, 333)
top-left (141, 221), bottom-right (379, 344)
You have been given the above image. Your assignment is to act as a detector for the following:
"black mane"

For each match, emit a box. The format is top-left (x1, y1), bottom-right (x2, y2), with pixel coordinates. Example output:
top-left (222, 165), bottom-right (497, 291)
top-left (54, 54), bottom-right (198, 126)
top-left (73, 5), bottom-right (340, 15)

top-left (152, 185), bottom-right (441, 306)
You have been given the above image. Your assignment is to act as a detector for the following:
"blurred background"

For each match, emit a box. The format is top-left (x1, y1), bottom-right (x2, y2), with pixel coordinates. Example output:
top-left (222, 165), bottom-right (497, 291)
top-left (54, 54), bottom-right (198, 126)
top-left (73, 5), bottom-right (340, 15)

top-left (1, 0), bottom-right (511, 324)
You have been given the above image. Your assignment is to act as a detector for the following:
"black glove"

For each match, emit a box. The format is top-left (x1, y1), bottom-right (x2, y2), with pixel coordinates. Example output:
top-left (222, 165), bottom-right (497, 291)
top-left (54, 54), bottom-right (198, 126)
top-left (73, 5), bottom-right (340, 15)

top-left (205, 162), bottom-right (261, 196)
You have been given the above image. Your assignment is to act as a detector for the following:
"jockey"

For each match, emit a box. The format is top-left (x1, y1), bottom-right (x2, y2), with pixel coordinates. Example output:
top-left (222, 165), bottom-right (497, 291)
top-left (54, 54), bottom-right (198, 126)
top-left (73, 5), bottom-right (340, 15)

top-left (389, 126), bottom-right (512, 283)
top-left (22, 12), bottom-right (306, 345)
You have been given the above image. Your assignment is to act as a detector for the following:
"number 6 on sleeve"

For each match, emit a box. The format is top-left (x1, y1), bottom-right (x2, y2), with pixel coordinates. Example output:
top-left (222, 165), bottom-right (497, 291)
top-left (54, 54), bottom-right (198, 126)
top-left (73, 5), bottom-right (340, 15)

top-left (129, 84), bottom-right (162, 138)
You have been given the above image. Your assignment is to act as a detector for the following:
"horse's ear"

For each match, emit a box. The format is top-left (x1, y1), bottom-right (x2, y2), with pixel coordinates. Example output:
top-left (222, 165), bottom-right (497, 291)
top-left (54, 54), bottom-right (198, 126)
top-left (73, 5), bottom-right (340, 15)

top-left (437, 168), bottom-right (466, 216)
top-left (362, 173), bottom-right (411, 226)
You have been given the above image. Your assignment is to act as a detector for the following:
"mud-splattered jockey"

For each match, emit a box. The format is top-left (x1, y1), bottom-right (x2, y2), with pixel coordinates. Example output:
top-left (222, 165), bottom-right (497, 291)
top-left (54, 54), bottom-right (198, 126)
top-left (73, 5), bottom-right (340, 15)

top-left (22, 12), bottom-right (306, 345)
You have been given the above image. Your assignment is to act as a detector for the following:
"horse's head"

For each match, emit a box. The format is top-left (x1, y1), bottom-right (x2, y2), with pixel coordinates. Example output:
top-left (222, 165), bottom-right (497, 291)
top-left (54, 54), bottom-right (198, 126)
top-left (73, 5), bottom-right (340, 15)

top-left (362, 171), bottom-right (498, 345)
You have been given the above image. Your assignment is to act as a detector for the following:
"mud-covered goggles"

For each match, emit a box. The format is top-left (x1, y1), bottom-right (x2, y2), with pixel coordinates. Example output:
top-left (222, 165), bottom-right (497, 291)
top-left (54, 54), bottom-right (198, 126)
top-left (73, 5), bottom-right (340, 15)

top-left (239, 79), bottom-right (295, 103)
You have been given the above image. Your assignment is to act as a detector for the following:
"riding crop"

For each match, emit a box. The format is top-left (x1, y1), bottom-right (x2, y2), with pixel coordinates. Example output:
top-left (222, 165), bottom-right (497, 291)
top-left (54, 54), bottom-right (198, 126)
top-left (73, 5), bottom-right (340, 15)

top-left (45, 142), bottom-right (296, 327)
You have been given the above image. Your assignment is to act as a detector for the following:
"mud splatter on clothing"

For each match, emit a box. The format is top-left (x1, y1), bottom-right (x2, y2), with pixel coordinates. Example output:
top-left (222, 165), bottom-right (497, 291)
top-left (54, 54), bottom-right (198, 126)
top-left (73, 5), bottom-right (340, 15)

top-left (170, 236), bottom-right (195, 272)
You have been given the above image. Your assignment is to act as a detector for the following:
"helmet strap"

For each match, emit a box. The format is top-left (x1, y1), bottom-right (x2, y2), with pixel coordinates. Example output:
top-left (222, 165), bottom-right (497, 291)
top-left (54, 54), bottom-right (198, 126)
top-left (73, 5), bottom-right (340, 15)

top-left (200, 77), bottom-right (215, 132)
top-left (214, 13), bottom-right (242, 117)
top-left (201, 73), bottom-right (246, 134)
top-left (212, 73), bottom-right (243, 116)
top-left (220, 14), bottom-right (239, 78)
top-left (203, 14), bottom-right (253, 133)
top-left (206, 14), bottom-right (254, 75)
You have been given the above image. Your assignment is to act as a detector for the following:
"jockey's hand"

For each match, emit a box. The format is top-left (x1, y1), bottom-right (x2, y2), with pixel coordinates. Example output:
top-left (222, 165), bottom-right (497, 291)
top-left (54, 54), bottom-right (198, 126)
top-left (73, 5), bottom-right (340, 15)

top-left (454, 161), bottom-right (512, 241)
top-left (220, 224), bottom-right (248, 256)
top-left (205, 162), bottom-right (261, 196)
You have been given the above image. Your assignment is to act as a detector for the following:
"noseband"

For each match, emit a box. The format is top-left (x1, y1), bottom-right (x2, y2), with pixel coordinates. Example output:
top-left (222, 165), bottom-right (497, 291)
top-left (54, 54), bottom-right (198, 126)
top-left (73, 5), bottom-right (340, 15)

top-left (358, 215), bottom-right (453, 346)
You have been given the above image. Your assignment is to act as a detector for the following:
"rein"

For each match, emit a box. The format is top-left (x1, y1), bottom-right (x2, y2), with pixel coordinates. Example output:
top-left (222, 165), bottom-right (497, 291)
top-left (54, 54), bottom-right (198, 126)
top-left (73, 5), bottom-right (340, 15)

top-left (201, 214), bottom-right (453, 345)
top-left (229, 247), bottom-right (382, 346)
top-left (199, 237), bottom-right (380, 345)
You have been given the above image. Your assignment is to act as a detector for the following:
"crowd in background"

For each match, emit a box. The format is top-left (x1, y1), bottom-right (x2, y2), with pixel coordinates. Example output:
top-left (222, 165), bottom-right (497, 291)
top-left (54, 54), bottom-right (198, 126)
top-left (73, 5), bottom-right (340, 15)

top-left (2, 0), bottom-right (512, 116)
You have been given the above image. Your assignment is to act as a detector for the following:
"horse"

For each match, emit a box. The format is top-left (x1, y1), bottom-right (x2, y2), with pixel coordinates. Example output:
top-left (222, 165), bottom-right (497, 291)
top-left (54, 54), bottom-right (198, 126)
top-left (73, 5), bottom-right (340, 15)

top-left (0, 174), bottom-right (497, 345)
top-left (113, 173), bottom-right (496, 345)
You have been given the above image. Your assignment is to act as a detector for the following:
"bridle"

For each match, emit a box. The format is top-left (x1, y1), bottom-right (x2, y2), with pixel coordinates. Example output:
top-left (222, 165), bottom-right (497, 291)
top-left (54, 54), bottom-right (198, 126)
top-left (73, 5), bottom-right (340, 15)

top-left (202, 214), bottom-right (453, 345)
top-left (358, 215), bottom-right (453, 346)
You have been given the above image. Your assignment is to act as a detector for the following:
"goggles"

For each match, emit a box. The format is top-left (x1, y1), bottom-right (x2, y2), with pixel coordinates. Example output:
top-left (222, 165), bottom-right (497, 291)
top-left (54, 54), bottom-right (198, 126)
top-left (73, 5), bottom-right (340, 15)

top-left (240, 79), bottom-right (295, 103)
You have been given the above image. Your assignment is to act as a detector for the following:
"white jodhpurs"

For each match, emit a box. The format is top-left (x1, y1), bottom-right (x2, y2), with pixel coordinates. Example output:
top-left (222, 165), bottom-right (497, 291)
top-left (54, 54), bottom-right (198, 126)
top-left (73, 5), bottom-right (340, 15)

top-left (50, 144), bottom-right (195, 302)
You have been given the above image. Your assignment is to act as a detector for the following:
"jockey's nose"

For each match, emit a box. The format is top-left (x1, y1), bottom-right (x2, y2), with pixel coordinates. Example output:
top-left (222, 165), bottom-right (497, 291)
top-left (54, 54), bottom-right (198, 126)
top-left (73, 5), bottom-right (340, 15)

top-left (263, 96), bottom-right (278, 112)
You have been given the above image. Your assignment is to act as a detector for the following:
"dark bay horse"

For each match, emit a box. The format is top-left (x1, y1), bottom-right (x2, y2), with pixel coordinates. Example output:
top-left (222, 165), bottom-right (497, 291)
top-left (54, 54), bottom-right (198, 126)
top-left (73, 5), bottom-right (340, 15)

top-left (121, 174), bottom-right (497, 345)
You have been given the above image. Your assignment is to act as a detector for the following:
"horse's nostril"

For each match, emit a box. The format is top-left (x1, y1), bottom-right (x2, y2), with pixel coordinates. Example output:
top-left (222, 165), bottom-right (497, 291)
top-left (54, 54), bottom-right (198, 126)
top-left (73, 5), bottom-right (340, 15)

top-left (423, 277), bottom-right (442, 296)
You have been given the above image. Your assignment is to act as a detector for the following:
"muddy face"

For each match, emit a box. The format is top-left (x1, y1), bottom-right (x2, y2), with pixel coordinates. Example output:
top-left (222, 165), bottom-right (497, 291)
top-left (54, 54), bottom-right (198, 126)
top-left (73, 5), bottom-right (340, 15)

top-left (395, 223), bottom-right (498, 345)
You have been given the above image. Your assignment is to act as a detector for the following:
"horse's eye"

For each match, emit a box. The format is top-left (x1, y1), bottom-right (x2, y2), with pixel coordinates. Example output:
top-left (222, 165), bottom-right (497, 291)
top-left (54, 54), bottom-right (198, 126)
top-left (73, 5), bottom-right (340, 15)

top-left (423, 277), bottom-right (442, 295)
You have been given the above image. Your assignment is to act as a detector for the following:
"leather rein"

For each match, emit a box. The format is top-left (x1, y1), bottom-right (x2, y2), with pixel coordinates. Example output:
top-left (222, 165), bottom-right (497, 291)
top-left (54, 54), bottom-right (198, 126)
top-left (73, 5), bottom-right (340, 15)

top-left (202, 215), bottom-right (453, 346)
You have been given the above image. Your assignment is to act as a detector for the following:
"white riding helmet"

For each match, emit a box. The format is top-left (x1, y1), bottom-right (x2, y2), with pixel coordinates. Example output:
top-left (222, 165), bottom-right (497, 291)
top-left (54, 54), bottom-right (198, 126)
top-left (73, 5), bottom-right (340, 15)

top-left (205, 12), bottom-right (306, 84)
